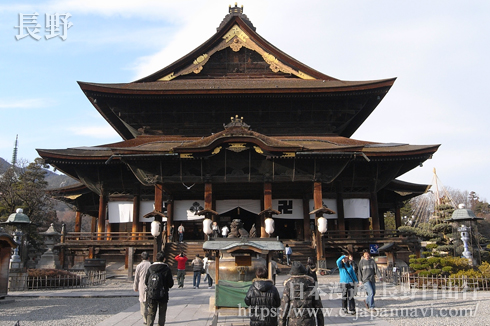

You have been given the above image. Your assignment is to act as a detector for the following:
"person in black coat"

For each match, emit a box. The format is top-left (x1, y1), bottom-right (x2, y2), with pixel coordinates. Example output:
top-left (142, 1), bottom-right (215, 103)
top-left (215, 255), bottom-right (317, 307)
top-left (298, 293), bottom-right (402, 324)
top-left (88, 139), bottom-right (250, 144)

top-left (244, 266), bottom-right (281, 326)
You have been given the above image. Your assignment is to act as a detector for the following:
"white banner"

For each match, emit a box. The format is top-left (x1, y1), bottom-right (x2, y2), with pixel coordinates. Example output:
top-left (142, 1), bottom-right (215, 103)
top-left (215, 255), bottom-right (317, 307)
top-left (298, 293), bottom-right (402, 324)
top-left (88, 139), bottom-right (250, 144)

top-left (139, 201), bottom-right (155, 222)
top-left (216, 199), bottom-right (261, 215)
top-left (174, 200), bottom-right (206, 221)
top-left (108, 201), bottom-right (133, 223)
top-left (272, 199), bottom-right (303, 219)
top-left (343, 198), bottom-right (370, 219)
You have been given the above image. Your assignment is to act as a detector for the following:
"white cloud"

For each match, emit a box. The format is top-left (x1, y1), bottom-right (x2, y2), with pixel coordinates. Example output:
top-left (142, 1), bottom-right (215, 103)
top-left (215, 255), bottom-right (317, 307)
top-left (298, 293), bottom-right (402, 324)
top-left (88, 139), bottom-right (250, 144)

top-left (67, 125), bottom-right (119, 139)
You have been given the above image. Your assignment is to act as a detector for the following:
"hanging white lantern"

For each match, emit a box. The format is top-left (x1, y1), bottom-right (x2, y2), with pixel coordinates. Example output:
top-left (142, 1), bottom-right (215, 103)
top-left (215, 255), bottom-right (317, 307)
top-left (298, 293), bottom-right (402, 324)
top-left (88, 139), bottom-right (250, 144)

top-left (203, 218), bottom-right (213, 235)
top-left (151, 220), bottom-right (161, 237)
top-left (317, 216), bottom-right (327, 234)
top-left (265, 217), bottom-right (275, 235)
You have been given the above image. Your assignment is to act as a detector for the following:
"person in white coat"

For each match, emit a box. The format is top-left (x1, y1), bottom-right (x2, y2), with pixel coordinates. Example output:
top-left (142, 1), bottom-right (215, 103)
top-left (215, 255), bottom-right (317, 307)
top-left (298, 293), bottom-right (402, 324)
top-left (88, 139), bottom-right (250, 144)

top-left (133, 252), bottom-right (152, 324)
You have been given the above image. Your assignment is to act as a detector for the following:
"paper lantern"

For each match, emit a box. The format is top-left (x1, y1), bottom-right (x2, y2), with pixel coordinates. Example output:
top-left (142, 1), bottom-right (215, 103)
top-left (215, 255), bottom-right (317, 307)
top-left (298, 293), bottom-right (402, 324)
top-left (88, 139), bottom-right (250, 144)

top-left (265, 217), bottom-right (275, 235)
top-left (203, 218), bottom-right (213, 235)
top-left (151, 221), bottom-right (161, 237)
top-left (317, 217), bottom-right (327, 234)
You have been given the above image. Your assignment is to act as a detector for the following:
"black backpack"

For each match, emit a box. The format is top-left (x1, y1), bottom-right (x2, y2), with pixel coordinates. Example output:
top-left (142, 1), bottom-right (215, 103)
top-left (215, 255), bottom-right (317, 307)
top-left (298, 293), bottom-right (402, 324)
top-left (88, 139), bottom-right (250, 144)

top-left (147, 268), bottom-right (168, 300)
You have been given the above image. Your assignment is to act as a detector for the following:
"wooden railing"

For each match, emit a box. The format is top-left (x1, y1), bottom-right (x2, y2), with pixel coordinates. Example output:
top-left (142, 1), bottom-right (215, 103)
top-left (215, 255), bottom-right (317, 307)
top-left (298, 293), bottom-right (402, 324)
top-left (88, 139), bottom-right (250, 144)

top-left (9, 271), bottom-right (106, 291)
top-left (62, 232), bottom-right (153, 243)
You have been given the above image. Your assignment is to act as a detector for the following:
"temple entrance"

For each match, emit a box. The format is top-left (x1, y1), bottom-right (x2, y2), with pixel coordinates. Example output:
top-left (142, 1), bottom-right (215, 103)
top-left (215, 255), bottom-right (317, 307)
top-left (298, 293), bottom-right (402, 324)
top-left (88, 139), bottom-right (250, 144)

top-left (274, 218), bottom-right (300, 240)
top-left (219, 207), bottom-right (257, 236)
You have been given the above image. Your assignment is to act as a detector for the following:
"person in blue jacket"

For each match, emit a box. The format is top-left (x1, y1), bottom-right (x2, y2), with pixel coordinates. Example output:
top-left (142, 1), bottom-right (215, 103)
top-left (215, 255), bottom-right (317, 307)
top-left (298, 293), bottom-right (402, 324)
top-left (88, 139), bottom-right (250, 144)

top-left (336, 254), bottom-right (358, 314)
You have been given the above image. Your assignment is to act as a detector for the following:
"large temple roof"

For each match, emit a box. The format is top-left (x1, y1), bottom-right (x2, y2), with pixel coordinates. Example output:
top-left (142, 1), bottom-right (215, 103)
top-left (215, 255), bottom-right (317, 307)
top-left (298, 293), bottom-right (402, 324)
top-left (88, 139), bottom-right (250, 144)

top-left (77, 5), bottom-right (396, 140)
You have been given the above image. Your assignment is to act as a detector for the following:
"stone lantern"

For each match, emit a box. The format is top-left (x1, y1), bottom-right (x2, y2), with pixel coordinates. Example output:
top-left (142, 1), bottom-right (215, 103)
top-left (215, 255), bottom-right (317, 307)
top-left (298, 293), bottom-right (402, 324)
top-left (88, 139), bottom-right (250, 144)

top-left (37, 223), bottom-right (61, 269)
top-left (1, 208), bottom-right (31, 270)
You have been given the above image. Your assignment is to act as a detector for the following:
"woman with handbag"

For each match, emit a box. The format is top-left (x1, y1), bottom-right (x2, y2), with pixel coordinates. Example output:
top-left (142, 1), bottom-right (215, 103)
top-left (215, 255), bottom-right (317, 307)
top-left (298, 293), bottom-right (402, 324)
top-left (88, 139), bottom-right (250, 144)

top-left (336, 254), bottom-right (358, 315)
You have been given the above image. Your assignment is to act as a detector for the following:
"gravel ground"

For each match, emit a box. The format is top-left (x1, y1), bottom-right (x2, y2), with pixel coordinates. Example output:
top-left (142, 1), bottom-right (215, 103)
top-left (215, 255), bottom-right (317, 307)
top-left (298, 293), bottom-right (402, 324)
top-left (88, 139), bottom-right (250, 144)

top-left (0, 279), bottom-right (138, 326)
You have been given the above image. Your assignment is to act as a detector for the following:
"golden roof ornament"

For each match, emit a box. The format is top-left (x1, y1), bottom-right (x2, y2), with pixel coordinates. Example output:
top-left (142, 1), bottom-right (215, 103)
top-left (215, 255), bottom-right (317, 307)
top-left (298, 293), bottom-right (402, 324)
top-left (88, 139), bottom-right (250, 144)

top-left (224, 115), bottom-right (250, 129)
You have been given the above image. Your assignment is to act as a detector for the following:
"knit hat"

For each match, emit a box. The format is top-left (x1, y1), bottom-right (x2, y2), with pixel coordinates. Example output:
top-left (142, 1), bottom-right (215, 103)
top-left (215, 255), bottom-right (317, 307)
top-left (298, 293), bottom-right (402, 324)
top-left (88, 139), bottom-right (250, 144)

top-left (290, 261), bottom-right (306, 275)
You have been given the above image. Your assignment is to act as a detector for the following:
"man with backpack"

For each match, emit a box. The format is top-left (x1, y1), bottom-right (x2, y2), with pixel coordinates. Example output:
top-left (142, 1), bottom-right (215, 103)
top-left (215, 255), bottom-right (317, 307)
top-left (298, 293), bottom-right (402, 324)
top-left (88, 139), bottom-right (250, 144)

top-left (145, 251), bottom-right (174, 326)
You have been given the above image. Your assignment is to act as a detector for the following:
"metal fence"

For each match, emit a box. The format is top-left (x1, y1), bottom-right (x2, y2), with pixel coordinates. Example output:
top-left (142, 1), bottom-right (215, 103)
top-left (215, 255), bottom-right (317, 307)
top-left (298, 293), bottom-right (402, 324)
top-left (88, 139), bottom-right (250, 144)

top-left (8, 271), bottom-right (106, 291)
top-left (399, 272), bottom-right (490, 291)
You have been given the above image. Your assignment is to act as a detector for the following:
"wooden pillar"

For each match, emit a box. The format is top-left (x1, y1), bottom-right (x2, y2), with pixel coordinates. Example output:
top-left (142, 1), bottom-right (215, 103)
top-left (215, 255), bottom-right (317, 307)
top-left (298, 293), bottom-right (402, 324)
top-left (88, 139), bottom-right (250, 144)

top-left (153, 184), bottom-right (164, 261)
top-left (370, 190), bottom-right (380, 231)
top-left (395, 203), bottom-right (402, 229)
top-left (105, 219), bottom-right (112, 241)
top-left (313, 182), bottom-right (323, 261)
top-left (97, 193), bottom-right (106, 240)
top-left (205, 183), bottom-right (215, 222)
top-left (336, 181), bottom-right (346, 233)
top-left (262, 183), bottom-right (272, 238)
top-left (74, 211), bottom-right (82, 233)
top-left (132, 195), bottom-right (140, 241)
top-left (215, 251), bottom-right (220, 287)
top-left (166, 200), bottom-right (174, 242)
top-left (303, 197), bottom-right (312, 242)
top-left (91, 216), bottom-right (97, 233)
top-left (127, 247), bottom-right (134, 281)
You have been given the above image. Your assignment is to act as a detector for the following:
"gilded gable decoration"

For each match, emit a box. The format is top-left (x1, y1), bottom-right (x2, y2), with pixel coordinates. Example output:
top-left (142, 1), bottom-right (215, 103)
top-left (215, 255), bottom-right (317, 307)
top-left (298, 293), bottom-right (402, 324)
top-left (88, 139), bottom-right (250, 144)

top-left (159, 23), bottom-right (315, 81)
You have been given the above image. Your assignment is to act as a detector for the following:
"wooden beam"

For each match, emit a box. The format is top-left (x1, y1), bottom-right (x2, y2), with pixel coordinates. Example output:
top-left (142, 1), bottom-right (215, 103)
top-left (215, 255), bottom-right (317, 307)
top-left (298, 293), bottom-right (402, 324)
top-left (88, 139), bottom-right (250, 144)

top-left (166, 200), bottom-right (174, 242)
top-left (132, 195), bottom-right (140, 241)
top-left (97, 193), bottom-right (106, 241)
top-left (303, 197), bottom-right (311, 242)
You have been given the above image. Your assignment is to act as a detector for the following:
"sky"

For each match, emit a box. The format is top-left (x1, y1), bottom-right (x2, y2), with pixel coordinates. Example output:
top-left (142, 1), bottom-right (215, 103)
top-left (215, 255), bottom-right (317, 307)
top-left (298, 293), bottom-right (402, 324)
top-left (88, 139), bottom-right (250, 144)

top-left (1, 1), bottom-right (489, 201)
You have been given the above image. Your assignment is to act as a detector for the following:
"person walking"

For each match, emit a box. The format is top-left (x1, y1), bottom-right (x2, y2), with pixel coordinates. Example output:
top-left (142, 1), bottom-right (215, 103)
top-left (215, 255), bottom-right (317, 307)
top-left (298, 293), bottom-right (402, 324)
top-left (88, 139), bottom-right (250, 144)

top-left (212, 222), bottom-right (219, 239)
top-left (336, 254), bottom-right (358, 315)
top-left (221, 224), bottom-right (229, 238)
top-left (285, 244), bottom-right (292, 265)
top-left (358, 250), bottom-right (382, 311)
top-left (203, 253), bottom-right (213, 289)
top-left (245, 266), bottom-right (281, 326)
top-left (191, 254), bottom-right (204, 289)
top-left (306, 257), bottom-right (317, 283)
top-left (133, 251), bottom-right (152, 324)
top-left (278, 261), bottom-right (324, 326)
top-left (144, 251), bottom-right (174, 326)
top-left (174, 252), bottom-right (188, 288)
top-left (177, 223), bottom-right (185, 243)
top-left (169, 225), bottom-right (174, 243)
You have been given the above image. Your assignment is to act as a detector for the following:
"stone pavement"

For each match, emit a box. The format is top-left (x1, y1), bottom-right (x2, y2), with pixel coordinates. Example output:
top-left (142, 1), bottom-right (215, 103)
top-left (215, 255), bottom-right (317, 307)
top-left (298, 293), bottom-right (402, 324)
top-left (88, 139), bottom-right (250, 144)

top-left (94, 274), bottom-right (394, 326)
top-left (7, 273), bottom-right (396, 325)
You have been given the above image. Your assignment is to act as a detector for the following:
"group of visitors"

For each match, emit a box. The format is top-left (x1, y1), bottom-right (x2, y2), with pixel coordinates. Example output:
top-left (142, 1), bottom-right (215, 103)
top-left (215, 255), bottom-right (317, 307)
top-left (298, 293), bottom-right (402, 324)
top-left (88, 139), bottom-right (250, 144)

top-left (337, 249), bottom-right (382, 314)
top-left (245, 261), bottom-right (324, 326)
top-left (133, 250), bottom-right (215, 325)
top-left (167, 222), bottom-right (231, 243)
top-left (133, 251), bottom-right (174, 326)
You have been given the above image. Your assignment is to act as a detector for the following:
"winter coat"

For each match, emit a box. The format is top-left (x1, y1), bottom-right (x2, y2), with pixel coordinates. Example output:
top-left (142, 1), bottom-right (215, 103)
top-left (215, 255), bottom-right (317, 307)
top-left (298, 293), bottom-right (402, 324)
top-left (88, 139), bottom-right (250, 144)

top-left (244, 279), bottom-right (281, 326)
top-left (133, 260), bottom-right (151, 303)
top-left (144, 262), bottom-right (174, 303)
top-left (358, 257), bottom-right (381, 283)
top-left (174, 255), bottom-right (188, 270)
top-left (336, 255), bottom-right (358, 284)
top-left (191, 257), bottom-right (204, 272)
top-left (278, 275), bottom-right (324, 326)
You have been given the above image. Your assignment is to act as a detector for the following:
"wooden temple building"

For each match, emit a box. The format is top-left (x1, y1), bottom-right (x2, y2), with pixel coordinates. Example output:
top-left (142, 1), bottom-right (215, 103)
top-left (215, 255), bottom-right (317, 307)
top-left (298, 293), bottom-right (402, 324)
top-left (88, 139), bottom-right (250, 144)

top-left (37, 5), bottom-right (439, 268)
